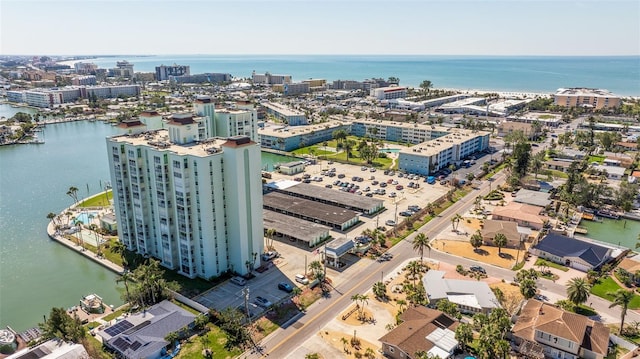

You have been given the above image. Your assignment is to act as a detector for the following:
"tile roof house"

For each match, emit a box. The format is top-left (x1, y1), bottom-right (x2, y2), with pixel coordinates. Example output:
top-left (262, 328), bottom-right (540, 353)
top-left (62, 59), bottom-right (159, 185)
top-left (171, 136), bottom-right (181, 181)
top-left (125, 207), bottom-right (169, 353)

top-left (379, 307), bottom-right (459, 359)
top-left (511, 299), bottom-right (610, 359)
top-left (97, 300), bottom-right (196, 359)
top-left (422, 270), bottom-right (501, 315)
top-left (492, 202), bottom-right (548, 230)
top-left (481, 219), bottom-right (524, 249)
top-left (530, 233), bottom-right (612, 272)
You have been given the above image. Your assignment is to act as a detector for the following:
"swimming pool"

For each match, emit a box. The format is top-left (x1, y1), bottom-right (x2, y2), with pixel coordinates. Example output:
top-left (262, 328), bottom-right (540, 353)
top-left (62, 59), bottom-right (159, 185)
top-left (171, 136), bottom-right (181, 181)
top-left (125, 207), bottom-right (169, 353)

top-left (73, 211), bottom-right (99, 224)
top-left (379, 148), bottom-right (400, 153)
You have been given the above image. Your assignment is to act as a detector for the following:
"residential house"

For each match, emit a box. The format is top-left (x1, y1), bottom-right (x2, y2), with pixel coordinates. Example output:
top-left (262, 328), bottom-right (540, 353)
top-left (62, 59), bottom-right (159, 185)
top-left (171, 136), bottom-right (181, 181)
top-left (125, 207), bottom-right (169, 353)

top-left (481, 219), bottom-right (525, 248)
top-left (379, 307), bottom-right (459, 359)
top-left (511, 299), bottom-right (610, 359)
top-left (6, 339), bottom-right (90, 359)
top-left (98, 300), bottom-right (196, 359)
top-left (492, 202), bottom-right (548, 230)
top-left (544, 159), bottom-right (573, 173)
top-left (616, 255), bottom-right (640, 285)
top-left (530, 233), bottom-right (612, 272)
top-left (592, 164), bottom-right (626, 181)
top-left (422, 270), bottom-right (500, 315)
top-left (498, 121), bottom-right (534, 139)
top-left (513, 189), bottom-right (552, 208)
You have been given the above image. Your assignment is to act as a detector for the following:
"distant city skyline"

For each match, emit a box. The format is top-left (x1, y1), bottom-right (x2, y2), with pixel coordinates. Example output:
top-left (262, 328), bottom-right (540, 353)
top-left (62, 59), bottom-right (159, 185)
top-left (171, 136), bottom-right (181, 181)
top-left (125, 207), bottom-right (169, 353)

top-left (1, 0), bottom-right (639, 56)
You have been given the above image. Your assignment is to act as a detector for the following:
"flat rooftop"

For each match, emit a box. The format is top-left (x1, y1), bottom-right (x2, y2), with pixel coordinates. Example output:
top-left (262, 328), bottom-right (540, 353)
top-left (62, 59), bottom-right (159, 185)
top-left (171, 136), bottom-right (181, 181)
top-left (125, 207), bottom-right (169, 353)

top-left (107, 129), bottom-right (228, 157)
top-left (258, 120), bottom-right (346, 138)
top-left (555, 88), bottom-right (618, 97)
top-left (275, 182), bottom-right (384, 213)
top-left (263, 210), bottom-right (330, 243)
top-left (262, 102), bottom-right (304, 116)
top-left (263, 191), bottom-right (359, 226)
top-left (399, 129), bottom-right (490, 156)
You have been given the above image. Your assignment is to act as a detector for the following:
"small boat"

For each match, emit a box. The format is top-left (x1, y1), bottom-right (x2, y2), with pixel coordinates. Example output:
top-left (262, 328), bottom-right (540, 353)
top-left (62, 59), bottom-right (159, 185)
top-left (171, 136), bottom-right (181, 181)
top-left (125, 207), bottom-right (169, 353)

top-left (596, 210), bottom-right (620, 220)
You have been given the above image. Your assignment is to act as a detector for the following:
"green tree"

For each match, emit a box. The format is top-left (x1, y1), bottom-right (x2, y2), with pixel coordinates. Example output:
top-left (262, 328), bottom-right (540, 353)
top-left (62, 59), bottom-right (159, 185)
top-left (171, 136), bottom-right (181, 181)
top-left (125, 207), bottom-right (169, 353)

top-left (566, 277), bottom-right (591, 308)
top-left (265, 228), bottom-right (276, 251)
top-left (66, 186), bottom-right (79, 205)
top-left (406, 260), bottom-right (422, 287)
top-left (530, 151), bottom-right (546, 179)
top-left (372, 281), bottom-right (387, 300)
top-left (117, 270), bottom-right (134, 304)
top-left (493, 233), bottom-right (507, 255)
top-left (436, 299), bottom-right (461, 319)
top-left (512, 141), bottom-right (532, 179)
top-left (609, 289), bottom-right (635, 335)
top-left (332, 129), bottom-right (348, 145)
top-left (520, 278), bottom-right (537, 299)
top-left (454, 323), bottom-right (473, 352)
top-left (470, 230), bottom-right (483, 252)
top-left (308, 260), bottom-right (324, 280)
top-left (39, 307), bottom-right (86, 343)
top-left (412, 233), bottom-right (431, 263)
top-left (110, 240), bottom-right (129, 268)
top-left (419, 80), bottom-right (433, 98)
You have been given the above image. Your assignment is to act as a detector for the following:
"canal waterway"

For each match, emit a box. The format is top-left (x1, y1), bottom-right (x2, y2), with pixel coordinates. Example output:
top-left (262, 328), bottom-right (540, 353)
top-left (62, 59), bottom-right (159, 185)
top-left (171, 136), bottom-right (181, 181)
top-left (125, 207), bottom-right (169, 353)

top-left (0, 104), bottom-right (299, 331)
top-left (580, 218), bottom-right (640, 249)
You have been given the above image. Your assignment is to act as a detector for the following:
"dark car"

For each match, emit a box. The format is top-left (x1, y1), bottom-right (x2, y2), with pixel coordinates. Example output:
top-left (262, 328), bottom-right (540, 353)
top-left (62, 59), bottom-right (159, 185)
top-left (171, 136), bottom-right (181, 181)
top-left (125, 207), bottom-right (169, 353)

top-left (278, 282), bottom-right (294, 293)
top-left (470, 266), bottom-right (486, 274)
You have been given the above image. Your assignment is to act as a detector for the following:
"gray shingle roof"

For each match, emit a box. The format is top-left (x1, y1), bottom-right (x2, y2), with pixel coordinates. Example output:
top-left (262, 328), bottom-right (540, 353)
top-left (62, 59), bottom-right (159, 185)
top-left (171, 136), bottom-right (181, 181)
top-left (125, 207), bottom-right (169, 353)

top-left (534, 233), bottom-right (610, 267)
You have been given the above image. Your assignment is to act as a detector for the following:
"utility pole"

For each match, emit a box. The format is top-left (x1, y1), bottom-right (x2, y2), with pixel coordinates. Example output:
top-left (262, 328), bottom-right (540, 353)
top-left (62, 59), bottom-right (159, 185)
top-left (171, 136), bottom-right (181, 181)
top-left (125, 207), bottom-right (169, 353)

top-left (242, 287), bottom-right (251, 324)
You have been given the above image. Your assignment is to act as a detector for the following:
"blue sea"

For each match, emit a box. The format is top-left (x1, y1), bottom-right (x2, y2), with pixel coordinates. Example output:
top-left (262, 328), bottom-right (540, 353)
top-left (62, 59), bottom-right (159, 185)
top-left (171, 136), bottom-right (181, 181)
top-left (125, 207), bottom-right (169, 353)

top-left (86, 55), bottom-right (640, 96)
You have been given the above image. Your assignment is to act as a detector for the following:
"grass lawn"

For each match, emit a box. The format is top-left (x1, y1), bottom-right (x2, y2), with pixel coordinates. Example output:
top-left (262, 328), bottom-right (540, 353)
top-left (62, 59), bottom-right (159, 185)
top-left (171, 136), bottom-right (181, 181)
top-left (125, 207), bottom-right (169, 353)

top-left (103, 306), bottom-right (129, 322)
top-left (79, 190), bottom-right (113, 207)
top-left (537, 114), bottom-right (556, 120)
top-left (535, 258), bottom-right (569, 272)
top-left (548, 169), bottom-right (569, 179)
top-left (588, 155), bottom-right (606, 164)
top-left (591, 277), bottom-right (640, 309)
top-left (175, 324), bottom-right (241, 359)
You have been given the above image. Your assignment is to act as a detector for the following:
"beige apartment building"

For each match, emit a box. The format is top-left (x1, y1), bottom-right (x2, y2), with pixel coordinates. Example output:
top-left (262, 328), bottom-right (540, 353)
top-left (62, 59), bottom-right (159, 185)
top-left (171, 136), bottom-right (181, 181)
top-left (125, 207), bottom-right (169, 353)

top-left (553, 88), bottom-right (621, 110)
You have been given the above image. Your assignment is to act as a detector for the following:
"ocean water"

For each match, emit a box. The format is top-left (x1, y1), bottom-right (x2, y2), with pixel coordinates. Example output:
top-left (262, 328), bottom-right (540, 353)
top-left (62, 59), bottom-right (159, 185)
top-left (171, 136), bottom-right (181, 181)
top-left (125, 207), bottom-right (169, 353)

top-left (87, 55), bottom-right (640, 96)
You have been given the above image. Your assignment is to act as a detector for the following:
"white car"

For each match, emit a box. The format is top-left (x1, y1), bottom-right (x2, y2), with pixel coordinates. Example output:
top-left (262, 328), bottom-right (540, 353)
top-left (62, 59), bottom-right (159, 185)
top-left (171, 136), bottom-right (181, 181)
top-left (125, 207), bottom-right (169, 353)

top-left (295, 274), bottom-right (309, 284)
top-left (385, 220), bottom-right (396, 226)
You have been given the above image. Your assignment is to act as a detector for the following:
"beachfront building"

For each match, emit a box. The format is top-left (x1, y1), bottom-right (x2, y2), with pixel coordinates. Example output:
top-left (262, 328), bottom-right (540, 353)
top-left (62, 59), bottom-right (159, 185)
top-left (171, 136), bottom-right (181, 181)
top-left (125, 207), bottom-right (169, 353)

top-left (350, 119), bottom-right (451, 144)
top-left (370, 86), bottom-right (407, 100)
top-left (283, 82), bottom-right (310, 96)
top-left (252, 71), bottom-right (292, 85)
top-left (106, 129), bottom-right (264, 279)
top-left (398, 129), bottom-right (491, 175)
top-left (259, 120), bottom-right (349, 151)
top-left (262, 102), bottom-right (307, 125)
top-left (6, 91), bottom-right (25, 104)
top-left (554, 88), bottom-right (622, 110)
top-left (155, 64), bottom-right (190, 81)
top-left (171, 72), bottom-right (232, 84)
top-left (111, 60), bottom-right (134, 78)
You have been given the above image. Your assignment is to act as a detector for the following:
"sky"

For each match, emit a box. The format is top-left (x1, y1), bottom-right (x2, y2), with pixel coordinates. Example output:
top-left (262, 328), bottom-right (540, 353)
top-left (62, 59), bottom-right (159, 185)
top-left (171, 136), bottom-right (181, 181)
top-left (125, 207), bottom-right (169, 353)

top-left (1, 0), bottom-right (639, 56)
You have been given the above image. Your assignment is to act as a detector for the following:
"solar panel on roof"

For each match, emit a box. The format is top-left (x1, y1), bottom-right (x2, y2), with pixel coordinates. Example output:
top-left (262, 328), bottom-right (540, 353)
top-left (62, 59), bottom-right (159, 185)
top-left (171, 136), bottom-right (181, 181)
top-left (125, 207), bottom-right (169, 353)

top-left (104, 320), bottom-right (134, 336)
top-left (130, 341), bottom-right (142, 351)
top-left (111, 337), bottom-right (130, 352)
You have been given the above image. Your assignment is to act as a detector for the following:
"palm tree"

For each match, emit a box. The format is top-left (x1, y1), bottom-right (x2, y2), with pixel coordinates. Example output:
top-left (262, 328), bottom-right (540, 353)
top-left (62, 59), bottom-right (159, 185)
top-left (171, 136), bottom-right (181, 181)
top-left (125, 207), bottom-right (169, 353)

top-left (455, 323), bottom-right (473, 353)
top-left (412, 233), bottom-right (431, 263)
top-left (372, 281), bottom-right (387, 300)
top-left (73, 218), bottom-right (84, 250)
top-left (566, 277), bottom-right (591, 308)
top-left (406, 260), bottom-right (421, 288)
top-left (470, 230), bottom-right (483, 253)
top-left (308, 260), bottom-right (323, 280)
top-left (110, 240), bottom-right (128, 268)
top-left (66, 186), bottom-right (79, 205)
top-left (519, 278), bottom-right (537, 299)
top-left (117, 271), bottom-right (134, 304)
top-left (493, 233), bottom-right (507, 255)
top-left (609, 289), bottom-right (634, 335)
top-left (265, 228), bottom-right (276, 251)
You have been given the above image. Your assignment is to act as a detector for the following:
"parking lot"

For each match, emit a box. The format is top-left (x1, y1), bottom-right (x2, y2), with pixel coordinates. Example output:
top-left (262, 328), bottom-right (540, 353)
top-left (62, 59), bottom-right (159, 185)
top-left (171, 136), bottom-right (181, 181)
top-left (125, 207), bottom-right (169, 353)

top-left (195, 155), bottom-right (452, 314)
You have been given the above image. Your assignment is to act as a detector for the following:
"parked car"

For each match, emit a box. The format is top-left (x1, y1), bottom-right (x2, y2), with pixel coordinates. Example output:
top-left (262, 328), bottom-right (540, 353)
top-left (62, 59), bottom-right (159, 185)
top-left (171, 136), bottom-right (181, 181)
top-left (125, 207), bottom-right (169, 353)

top-left (254, 296), bottom-right (273, 308)
top-left (325, 184), bottom-right (333, 188)
top-left (295, 274), bottom-right (309, 284)
top-left (396, 185), bottom-right (404, 190)
top-left (230, 276), bottom-right (247, 286)
top-left (399, 211), bottom-right (413, 217)
top-left (388, 192), bottom-right (397, 198)
top-left (261, 251), bottom-right (278, 261)
top-left (470, 266), bottom-right (486, 274)
top-left (380, 182), bottom-right (387, 188)
top-left (385, 219), bottom-right (396, 226)
top-left (408, 205), bottom-right (420, 212)
top-left (278, 282), bottom-right (294, 293)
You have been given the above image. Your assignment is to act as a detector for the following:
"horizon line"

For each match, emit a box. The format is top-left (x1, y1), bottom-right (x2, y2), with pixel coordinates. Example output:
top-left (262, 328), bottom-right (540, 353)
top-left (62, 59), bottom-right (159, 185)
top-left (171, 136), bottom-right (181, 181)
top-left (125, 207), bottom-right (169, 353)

top-left (4, 53), bottom-right (640, 58)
